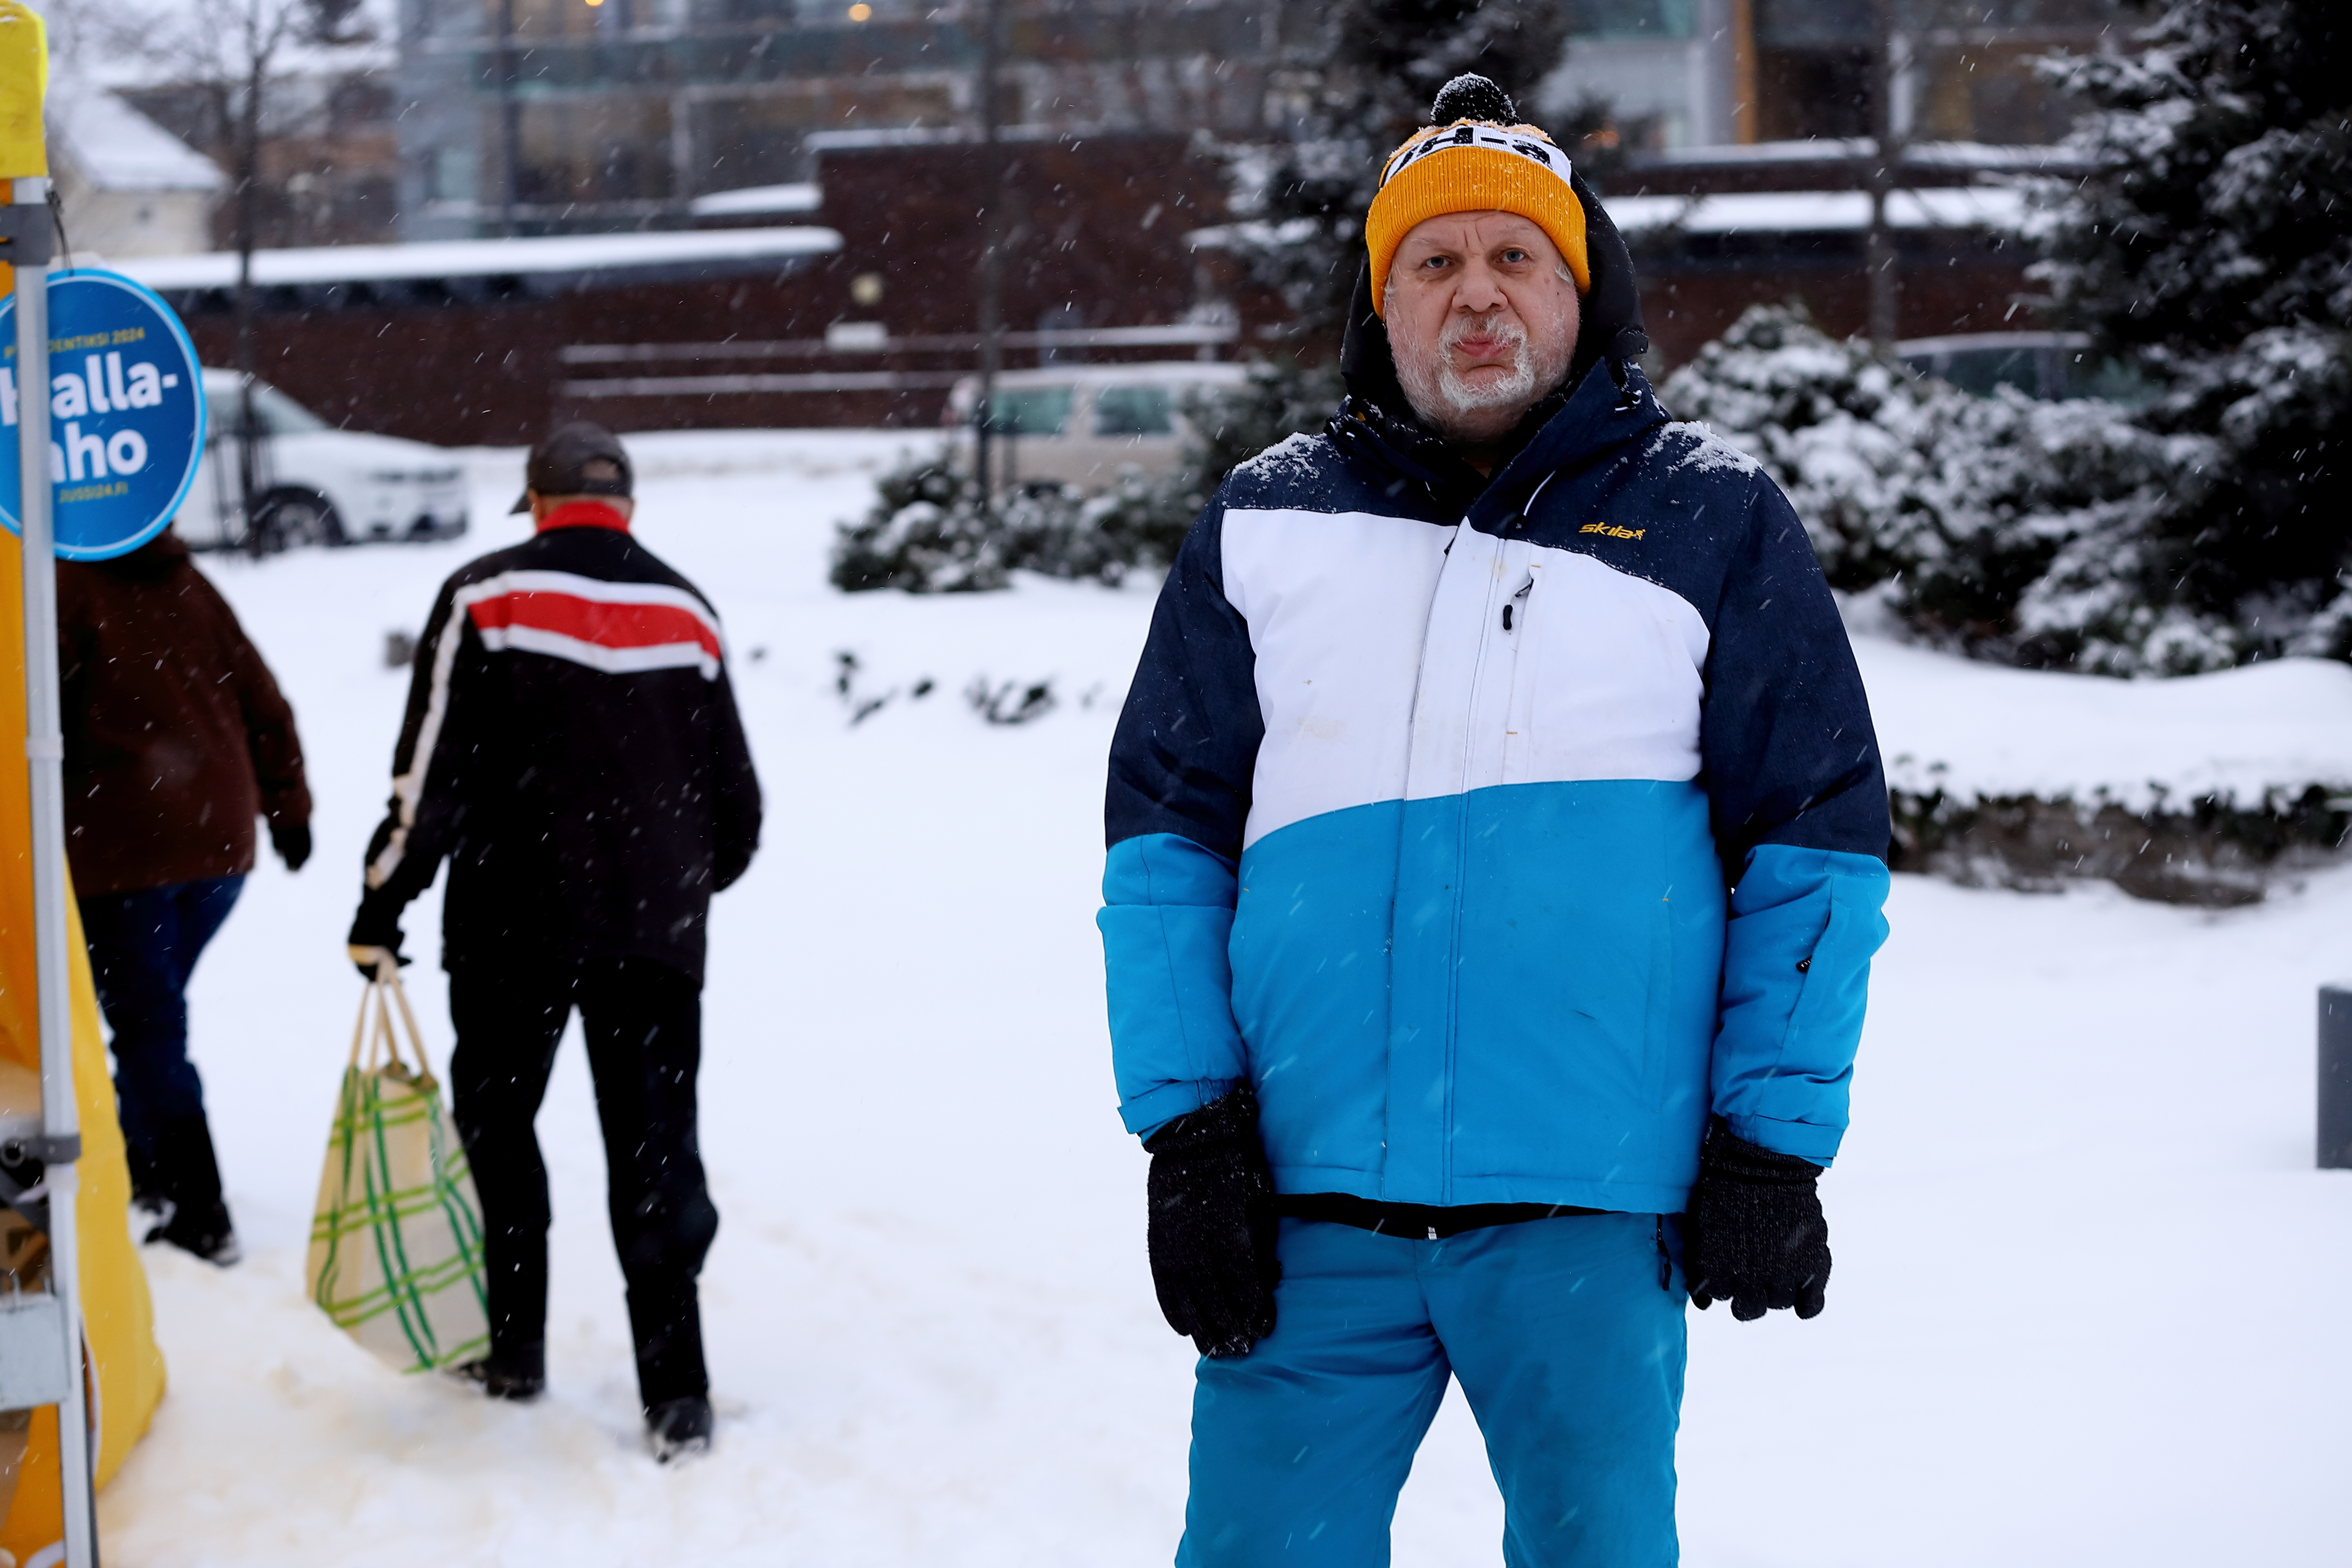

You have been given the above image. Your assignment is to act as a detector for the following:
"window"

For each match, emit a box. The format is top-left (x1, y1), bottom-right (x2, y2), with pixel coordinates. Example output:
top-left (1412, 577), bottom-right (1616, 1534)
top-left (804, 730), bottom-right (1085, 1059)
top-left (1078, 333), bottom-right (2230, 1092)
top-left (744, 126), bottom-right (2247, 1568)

top-left (432, 147), bottom-right (478, 205)
top-left (207, 384), bottom-right (330, 437)
top-left (255, 385), bottom-right (330, 434)
top-left (1096, 388), bottom-right (1176, 439)
top-left (1931, 345), bottom-right (2042, 399)
top-left (1901, 341), bottom-right (2155, 410)
top-left (981, 387), bottom-right (1074, 437)
top-left (516, 96), bottom-right (674, 205)
top-left (2064, 352), bottom-right (2155, 410)
top-left (1093, 386), bottom-right (1174, 437)
top-left (1564, 0), bottom-right (1696, 39)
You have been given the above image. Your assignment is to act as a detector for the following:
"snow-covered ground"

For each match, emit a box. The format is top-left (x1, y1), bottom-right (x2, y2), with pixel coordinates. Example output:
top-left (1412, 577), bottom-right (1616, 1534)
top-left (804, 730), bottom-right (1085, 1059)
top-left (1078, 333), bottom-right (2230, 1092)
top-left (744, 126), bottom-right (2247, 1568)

top-left (92, 431), bottom-right (2352, 1566)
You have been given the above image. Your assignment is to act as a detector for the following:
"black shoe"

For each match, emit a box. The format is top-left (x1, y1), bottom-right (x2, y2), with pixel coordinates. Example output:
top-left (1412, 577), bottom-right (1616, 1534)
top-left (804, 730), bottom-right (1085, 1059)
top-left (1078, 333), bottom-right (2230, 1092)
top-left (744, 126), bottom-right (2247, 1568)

top-left (646, 1395), bottom-right (712, 1464)
top-left (147, 1199), bottom-right (240, 1266)
top-left (450, 1340), bottom-right (546, 1402)
top-left (145, 1117), bottom-right (235, 1263)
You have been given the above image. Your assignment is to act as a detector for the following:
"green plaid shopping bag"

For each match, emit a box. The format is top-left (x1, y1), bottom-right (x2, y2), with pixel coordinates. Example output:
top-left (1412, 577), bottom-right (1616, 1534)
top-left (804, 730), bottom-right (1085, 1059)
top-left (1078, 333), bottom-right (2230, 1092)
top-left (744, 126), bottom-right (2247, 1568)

top-left (306, 968), bottom-right (490, 1373)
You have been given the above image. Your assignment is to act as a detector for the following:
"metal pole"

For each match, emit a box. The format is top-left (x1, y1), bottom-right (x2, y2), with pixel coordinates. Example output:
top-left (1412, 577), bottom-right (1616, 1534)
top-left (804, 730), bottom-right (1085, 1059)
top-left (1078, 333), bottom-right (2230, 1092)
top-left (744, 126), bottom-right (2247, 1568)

top-left (232, 57), bottom-right (262, 564)
top-left (2321, 986), bottom-right (2352, 1168)
top-left (13, 172), bottom-right (97, 1568)
top-left (234, 28), bottom-right (264, 560)
top-left (972, 0), bottom-right (1003, 508)
top-left (498, 0), bottom-right (522, 238)
top-left (1863, 0), bottom-right (1903, 350)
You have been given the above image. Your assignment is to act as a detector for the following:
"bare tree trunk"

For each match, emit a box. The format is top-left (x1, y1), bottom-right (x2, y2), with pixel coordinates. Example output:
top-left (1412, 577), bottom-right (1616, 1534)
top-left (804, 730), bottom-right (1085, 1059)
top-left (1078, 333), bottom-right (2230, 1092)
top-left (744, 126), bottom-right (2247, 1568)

top-left (236, 2), bottom-right (265, 557)
top-left (1864, 0), bottom-right (1903, 351)
top-left (973, 0), bottom-right (1004, 512)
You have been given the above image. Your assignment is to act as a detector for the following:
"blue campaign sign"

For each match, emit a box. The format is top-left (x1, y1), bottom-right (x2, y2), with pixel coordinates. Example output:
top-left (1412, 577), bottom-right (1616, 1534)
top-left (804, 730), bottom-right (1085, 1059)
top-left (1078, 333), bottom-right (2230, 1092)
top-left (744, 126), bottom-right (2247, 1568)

top-left (0, 268), bottom-right (207, 561)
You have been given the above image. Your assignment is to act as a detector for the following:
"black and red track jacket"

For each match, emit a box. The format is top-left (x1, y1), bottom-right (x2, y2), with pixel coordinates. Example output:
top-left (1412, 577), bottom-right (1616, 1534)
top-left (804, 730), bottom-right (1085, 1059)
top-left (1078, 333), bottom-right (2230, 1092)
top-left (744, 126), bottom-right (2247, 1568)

top-left (356, 503), bottom-right (761, 983)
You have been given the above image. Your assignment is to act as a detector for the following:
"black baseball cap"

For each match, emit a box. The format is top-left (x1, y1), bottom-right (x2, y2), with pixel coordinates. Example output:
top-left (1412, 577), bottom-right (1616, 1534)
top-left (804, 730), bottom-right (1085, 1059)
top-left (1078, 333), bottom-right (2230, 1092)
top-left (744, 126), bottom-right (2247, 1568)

top-left (510, 421), bottom-right (634, 513)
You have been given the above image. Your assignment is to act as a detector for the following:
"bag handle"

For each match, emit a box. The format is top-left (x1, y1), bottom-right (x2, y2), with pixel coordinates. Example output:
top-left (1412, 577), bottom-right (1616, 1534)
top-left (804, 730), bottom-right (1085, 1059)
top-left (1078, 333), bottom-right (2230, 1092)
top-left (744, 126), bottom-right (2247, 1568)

top-left (347, 972), bottom-right (407, 1076)
top-left (346, 962), bottom-right (443, 1090)
top-left (381, 967), bottom-right (441, 1090)
top-left (344, 979), bottom-right (371, 1071)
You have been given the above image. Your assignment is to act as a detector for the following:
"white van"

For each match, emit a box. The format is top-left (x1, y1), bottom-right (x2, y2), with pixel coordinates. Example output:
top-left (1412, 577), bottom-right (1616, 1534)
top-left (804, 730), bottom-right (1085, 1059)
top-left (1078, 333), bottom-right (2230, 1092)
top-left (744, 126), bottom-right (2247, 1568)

top-left (1898, 331), bottom-right (2156, 408)
top-left (176, 369), bottom-right (469, 550)
top-left (942, 361), bottom-right (1250, 489)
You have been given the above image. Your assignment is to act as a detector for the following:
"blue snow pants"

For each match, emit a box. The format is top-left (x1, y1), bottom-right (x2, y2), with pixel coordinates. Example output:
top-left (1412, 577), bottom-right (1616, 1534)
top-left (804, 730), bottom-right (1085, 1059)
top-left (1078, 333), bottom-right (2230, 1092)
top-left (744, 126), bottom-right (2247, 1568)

top-left (1179, 1212), bottom-right (1687, 1568)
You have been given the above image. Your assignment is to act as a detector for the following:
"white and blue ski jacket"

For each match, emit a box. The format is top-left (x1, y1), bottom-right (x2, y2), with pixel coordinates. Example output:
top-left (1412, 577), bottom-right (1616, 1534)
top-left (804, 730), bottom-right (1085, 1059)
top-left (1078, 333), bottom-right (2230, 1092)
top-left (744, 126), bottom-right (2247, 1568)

top-left (1100, 198), bottom-right (1890, 1217)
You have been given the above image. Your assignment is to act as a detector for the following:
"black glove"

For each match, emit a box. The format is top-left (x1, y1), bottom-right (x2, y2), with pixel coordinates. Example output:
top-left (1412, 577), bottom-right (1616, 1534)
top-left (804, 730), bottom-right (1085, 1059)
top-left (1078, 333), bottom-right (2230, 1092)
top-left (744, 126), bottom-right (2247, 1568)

top-left (1684, 1117), bottom-right (1832, 1321)
top-left (1144, 1084), bottom-right (1280, 1359)
top-left (270, 819), bottom-right (311, 872)
top-left (347, 896), bottom-right (410, 980)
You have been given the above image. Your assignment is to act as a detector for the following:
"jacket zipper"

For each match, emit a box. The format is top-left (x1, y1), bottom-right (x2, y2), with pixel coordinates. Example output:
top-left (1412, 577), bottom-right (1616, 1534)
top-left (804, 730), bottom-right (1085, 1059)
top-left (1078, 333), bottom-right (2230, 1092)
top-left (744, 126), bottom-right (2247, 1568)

top-left (1439, 528), bottom-right (1518, 1204)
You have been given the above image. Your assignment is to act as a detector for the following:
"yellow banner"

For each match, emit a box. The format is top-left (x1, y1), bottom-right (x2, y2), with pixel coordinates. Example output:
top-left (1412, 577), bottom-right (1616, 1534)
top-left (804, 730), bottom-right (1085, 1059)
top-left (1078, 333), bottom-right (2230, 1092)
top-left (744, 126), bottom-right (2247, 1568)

top-left (0, 489), bottom-right (165, 1559)
top-left (0, 2), bottom-right (43, 182)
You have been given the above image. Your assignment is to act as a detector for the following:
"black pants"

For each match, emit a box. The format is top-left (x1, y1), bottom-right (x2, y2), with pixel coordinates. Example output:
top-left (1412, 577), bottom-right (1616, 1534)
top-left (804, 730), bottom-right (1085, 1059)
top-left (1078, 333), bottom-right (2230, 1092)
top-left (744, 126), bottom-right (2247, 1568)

top-left (447, 957), bottom-right (718, 1407)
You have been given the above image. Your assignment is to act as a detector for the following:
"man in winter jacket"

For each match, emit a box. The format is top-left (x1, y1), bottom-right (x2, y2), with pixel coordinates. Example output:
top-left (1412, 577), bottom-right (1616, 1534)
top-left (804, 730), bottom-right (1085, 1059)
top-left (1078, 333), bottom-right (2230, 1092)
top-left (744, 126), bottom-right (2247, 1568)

top-left (348, 422), bottom-right (761, 1463)
top-left (59, 530), bottom-right (311, 1265)
top-left (1100, 76), bottom-right (1891, 1565)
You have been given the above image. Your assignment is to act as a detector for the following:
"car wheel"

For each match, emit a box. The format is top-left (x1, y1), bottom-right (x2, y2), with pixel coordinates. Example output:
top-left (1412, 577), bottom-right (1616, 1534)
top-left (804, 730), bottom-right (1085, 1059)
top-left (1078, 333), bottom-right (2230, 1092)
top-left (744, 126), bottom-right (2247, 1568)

top-left (254, 490), bottom-right (341, 552)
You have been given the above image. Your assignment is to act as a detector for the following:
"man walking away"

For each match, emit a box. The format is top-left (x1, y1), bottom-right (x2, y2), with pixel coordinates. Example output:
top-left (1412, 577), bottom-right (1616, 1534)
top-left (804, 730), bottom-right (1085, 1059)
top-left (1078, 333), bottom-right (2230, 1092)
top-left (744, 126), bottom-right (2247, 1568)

top-left (1100, 75), bottom-right (1891, 1565)
top-left (60, 529), bottom-right (312, 1265)
top-left (348, 422), bottom-right (761, 1464)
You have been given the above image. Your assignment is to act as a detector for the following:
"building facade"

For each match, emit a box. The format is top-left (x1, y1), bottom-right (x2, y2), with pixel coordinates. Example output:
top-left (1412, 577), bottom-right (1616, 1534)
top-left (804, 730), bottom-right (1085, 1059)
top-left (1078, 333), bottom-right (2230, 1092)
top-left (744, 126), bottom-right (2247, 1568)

top-left (48, 81), bottom-right (226, 259)
top-left (396, 0), bottom-right (1287, 238)
top-left (1544, 0), bottom-right (2136, 152)
top-left (94, 0), bottom-right (2152, 443)
top-left (121, 67), bottom-right (407, 250)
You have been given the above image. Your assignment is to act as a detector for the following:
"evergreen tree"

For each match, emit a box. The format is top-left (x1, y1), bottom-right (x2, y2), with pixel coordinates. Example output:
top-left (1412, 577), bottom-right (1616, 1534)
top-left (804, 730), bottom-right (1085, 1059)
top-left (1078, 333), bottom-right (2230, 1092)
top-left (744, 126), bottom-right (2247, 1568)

top-left (2037, 0), bottom-right (2352, 658)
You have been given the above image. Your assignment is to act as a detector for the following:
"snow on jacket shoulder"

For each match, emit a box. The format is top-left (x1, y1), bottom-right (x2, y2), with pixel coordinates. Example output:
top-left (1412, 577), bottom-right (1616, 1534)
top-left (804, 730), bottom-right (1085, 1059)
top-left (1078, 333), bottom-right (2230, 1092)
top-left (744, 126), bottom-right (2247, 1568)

top-left (1101, 362), bottom-right (1890, 1215)
top-left (359, 524), bottom-right (761, 984)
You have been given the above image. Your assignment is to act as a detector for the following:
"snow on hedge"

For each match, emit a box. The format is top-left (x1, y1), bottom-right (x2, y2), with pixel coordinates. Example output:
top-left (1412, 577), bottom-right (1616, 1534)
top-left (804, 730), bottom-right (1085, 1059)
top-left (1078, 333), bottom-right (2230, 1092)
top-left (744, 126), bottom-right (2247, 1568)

top-left (1860, 638), bottom-right (2352, 811)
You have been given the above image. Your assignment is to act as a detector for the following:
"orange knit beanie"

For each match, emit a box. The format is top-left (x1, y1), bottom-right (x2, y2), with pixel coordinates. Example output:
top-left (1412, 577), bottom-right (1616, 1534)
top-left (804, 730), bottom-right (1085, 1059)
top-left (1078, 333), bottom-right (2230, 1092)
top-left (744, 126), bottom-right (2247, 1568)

top-left (1364, 77), bottom-right (1589, 318)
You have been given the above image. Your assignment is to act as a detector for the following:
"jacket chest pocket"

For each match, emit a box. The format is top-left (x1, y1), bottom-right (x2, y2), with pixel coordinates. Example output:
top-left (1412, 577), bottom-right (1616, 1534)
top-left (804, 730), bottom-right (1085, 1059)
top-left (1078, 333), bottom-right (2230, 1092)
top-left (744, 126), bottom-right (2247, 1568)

top-left (1495, 546), bottom-right (1709, 789)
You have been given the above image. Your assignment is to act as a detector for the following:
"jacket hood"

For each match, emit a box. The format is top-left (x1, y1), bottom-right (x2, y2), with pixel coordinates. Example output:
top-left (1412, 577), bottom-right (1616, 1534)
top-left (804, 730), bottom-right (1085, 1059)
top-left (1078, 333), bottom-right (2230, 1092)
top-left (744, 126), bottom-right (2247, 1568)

top-left (1334, 168), bottom-right (1649, 485)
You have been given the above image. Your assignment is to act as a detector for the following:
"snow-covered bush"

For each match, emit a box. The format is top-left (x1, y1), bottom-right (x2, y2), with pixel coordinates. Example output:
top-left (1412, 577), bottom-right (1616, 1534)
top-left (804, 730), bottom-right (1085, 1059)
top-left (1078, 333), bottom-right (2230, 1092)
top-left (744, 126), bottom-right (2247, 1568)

top-left (832, 359), bottom-right (1340, 594)
top-left (1663, 305), bottom-right (2203, 670)
top-left (829, 460), bottom-right (1170, 594)
top-left (1932, 394), bottom-right (2213, 673)
top-left (831, 461), bottom-right (1011, 594)
top-left (1660, 306), bottom-right (1946, 593)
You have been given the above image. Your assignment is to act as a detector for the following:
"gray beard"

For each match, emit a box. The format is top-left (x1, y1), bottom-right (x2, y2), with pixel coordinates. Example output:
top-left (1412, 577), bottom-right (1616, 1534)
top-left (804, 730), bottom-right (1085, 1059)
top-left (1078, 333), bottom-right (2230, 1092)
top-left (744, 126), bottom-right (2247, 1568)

top-left (1394, 321), bottom-right (1566, 441)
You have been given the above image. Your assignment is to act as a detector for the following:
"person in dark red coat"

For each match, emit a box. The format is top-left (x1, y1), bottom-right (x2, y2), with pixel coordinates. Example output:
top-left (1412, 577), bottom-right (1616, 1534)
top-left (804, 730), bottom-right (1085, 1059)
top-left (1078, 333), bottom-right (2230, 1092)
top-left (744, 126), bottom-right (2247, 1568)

top-left (58, 530), bottom-right (311, 1264)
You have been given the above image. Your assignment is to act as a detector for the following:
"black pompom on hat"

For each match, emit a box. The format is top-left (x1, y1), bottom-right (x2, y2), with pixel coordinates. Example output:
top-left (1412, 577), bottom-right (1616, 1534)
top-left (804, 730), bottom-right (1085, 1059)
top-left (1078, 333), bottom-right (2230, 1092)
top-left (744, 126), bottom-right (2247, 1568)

top-left (1429, 74), bottom-right (1517, 126)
